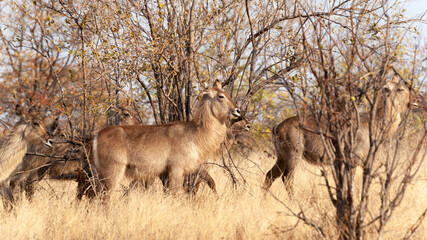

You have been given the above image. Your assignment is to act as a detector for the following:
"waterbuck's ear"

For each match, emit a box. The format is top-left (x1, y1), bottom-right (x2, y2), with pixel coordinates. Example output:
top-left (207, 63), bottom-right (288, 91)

top-left (384, 77), bottom-right (398, 93)
top-left (15, 104), bottom-right (28, 124)
top-left (200, 91), bottom-right (213, 102)
top-left (213, 79), bottom-right (222, 90)
top-left (383, 84), bottom-right (392, 94)
top-left (48, 117), bottom-right (60, 136)
top-left (31, 120), bottom-right (41, 127)
top-left (15, 104), bottom-right (23, 116)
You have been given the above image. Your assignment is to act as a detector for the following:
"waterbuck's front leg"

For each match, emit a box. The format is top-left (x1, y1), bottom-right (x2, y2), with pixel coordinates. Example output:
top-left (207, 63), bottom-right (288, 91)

top-left (1, 181), bottom-right (14, 210)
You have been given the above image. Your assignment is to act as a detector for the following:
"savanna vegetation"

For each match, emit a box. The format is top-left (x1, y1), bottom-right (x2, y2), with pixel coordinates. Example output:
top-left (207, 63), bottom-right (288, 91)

top-left (0, 0), bottom-right (426, 239)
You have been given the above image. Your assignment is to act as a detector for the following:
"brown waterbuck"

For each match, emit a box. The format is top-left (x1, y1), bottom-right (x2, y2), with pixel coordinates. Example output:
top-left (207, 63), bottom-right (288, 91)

top-left (0, 115), bottom-right (53, 205)
top-left (9, 108), bottom-right (139, 200)
top-left (78, 80), bottom-right (240, 199)
top-left (8, 141), bottom-right (81, 200)
top-left (264, 78), bottom-right (419, 194)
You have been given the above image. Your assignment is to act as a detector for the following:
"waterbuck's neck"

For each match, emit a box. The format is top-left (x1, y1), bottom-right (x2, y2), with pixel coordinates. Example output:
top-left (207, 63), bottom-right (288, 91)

top-left (0, 124), bottom-right (30, 182)
top-left (369, 95), bottom-right (402, 138)
top-left (191, 103), bottom-right (228, 157)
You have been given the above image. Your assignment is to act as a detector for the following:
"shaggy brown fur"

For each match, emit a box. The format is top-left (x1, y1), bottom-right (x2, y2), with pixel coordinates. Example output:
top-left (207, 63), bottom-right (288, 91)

top-left (0, 120), bottom-right (52, 205)
top-left (78, 80), bottom-right (240, 200)
top-left (264, 78), bottom-right (418, 193)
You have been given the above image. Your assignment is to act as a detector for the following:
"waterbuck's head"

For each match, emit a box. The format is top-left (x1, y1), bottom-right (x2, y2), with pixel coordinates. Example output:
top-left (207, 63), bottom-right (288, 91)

top-left (230, 119), bottom-right (251, 132)
top-left (118, 107), bottom-right (139, 125)
top-left (196, 80), bottom-right (240, 125)
top-left (23, 119), bottom-right (54, 148)
top-left (15, 105), bottom-right (54, 148)
top-left (383, 77), bottom-right (418, 117)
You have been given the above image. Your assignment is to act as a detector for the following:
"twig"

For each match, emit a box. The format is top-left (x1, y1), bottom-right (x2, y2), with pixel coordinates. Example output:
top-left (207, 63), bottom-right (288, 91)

top-left (403, 208), bottom-right (427, 240)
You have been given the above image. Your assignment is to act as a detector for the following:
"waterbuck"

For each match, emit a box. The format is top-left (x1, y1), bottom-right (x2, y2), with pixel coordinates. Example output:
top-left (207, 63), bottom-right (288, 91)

top-left (264, 78), bottom-right (418, 193)
top-left (0, 117), bottom-right (53, 205)
top-left (79, 80), bottom-right (240, 199)
top-left (9, 108), bottom-right (139, 200)
top-left (8, 142), bottom-right (81, 200)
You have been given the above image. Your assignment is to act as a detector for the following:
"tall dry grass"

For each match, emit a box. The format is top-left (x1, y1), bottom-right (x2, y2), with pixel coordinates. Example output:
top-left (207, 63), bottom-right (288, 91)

top-left (0, 132), bottom-right (425, 240)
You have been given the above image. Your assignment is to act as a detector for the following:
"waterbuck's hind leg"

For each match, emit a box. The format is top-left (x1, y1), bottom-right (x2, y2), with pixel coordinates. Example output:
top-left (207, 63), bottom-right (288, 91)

top-left (264, 161), bottom-right (296, 196)
top-left (97, 162), bottom-right (126, 201)
top-left (76, 169), bottom-right (92, 200)
top-left (264, 144), bottom-right (298, 196)
top-left (201, 170), bottom-right (217, 194)
top-left (281, 171), bottom-right (295, 196)
top-left (191, 170), bottom-right (216, 194)
top-left (76, 163), bottom-right (100, 200)
top-left (264, 163), bottom-right (285, 191)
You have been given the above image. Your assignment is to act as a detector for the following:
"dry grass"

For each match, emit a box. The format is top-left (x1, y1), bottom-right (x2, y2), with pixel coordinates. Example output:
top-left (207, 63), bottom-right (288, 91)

top-left (0, 133), bottom-right (426, 240)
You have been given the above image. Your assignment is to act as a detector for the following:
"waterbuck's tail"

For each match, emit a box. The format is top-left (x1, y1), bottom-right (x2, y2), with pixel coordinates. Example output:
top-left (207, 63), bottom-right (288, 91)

top-left (271, 124), bottom-right (283, 151)
top-left (76, 136), bottom-right (99, 200)
top-left (92, 133), bottom-right (99, 171)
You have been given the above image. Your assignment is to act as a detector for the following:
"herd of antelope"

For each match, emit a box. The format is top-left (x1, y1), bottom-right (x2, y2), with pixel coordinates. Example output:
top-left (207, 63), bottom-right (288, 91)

top-left (0, 77), bottom-right (421, 207)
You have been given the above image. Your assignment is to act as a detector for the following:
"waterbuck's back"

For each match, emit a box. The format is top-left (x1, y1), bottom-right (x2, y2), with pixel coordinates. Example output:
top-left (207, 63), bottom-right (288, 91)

top-left (273, 116), bottom-right (329, 165)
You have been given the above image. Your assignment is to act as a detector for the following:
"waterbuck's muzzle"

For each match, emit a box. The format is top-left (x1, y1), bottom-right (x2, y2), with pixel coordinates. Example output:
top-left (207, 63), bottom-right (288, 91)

top-left (411, 95), bottom-right (423, 109)
top-left (412, 102), bottom-right (419, 108)
top-left (412, 93), bottom-right (425, 109)
top-left (44, 139), bottom-right (54, 148)
top-left (231, 108), bottom-right (241, 119)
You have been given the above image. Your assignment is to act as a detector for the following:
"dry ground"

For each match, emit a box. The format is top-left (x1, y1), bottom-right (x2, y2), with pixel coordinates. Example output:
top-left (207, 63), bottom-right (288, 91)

top-left (0, 133), bottom-right (426, 240)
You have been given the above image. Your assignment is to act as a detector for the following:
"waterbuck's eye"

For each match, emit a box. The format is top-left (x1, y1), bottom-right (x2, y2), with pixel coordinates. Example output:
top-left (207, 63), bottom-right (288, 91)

top-left (384, 87), bottom-right (391, 94)
top-left (218, 94), bottom-right (225, 99)
top-left (33, 121), bottom-right (40, 126)
top-left (398, 87), bottom-right (406, 92)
